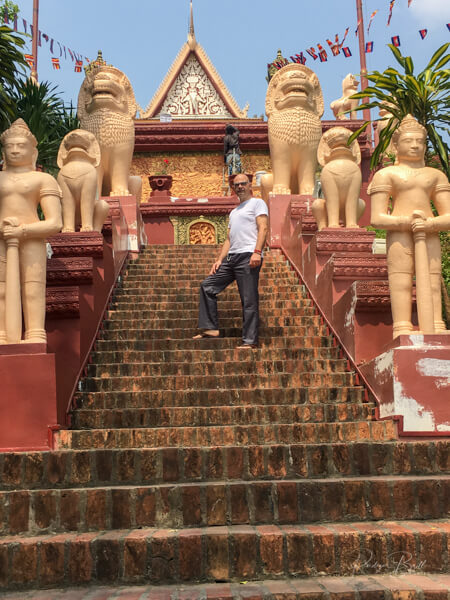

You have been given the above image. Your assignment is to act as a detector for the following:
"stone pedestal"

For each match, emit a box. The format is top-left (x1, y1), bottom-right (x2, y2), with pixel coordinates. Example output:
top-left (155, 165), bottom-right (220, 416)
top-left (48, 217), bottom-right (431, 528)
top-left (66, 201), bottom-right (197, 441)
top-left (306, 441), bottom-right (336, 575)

top-left (359, 335), bottom-right (450, 435)
top-left (0, 345), bottom-right (57, 450)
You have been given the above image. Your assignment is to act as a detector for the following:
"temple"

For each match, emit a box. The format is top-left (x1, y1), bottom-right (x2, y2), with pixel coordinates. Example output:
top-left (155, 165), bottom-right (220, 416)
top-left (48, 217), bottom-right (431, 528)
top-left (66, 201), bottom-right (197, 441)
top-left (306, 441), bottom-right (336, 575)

top-left (0, 1), bottom-right (449, 597)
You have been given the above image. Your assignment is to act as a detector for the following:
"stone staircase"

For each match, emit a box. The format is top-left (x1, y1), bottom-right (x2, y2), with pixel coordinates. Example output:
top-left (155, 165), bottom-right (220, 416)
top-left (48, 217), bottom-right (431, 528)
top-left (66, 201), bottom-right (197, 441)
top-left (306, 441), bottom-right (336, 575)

top-left (0, 244), bottom-right (449, 599)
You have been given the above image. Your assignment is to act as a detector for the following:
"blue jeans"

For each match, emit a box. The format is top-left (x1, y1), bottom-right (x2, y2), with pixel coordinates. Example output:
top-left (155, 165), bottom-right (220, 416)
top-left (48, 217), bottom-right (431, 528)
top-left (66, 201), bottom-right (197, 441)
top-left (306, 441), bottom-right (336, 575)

top-left (198, 252), bottom-right (262, 345)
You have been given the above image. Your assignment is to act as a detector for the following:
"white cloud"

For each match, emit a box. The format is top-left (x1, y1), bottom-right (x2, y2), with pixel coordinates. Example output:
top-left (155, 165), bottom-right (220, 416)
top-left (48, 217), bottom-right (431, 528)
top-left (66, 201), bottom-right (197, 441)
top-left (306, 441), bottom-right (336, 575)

top-left (409, 0), bottom-right (450, 25)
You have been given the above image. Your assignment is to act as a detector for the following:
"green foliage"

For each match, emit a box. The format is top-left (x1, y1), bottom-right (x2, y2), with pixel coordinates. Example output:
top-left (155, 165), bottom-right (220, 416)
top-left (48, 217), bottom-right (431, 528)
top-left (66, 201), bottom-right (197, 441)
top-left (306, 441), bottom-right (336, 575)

top-left (348, 43), bottom-right (450, 177)
top-left (0, 0), bottom-right (19, 23)
top-left (0, 24), bottom-right (27, 131)
top-left (5, 79), bottom-right (80, 174)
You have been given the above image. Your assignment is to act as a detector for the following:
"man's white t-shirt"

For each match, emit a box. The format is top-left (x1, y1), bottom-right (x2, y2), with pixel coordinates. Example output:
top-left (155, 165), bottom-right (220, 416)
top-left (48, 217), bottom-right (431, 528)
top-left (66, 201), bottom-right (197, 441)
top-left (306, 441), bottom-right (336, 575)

top-left (228, 197), bottom-right (269, 254)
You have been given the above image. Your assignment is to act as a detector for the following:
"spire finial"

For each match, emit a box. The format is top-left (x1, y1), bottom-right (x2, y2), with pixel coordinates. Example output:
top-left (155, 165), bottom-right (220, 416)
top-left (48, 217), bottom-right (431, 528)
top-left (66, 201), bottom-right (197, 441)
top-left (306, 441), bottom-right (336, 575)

top-left (188, 0), bottom-right (196, 49)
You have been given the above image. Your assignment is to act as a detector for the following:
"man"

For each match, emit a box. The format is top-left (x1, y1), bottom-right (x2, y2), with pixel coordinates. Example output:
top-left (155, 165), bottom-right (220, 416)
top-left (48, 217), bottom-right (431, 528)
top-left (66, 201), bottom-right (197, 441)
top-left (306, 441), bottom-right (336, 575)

top-left (369, 114), bottom-right (450, 337)
top-left (194, 174), bottom-right (269, 348)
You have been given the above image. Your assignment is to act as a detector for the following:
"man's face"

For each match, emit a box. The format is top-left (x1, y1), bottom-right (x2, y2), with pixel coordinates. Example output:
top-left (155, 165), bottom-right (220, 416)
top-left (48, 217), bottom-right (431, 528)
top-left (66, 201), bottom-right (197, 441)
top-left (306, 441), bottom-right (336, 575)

top-left (233, 177), bottom-right (252, 202)
top-left (2, 136), bottom-right (35, 168)
top-left (396, 132), bottom-right (426, 162)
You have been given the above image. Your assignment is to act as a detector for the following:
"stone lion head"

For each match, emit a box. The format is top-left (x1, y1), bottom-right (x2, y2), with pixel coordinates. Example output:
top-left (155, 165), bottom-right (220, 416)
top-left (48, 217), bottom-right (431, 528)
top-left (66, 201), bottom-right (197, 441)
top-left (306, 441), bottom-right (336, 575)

top-left (265, 64), bottom-right (324, 118)
top-left (57, 129), bottom-right (101, 169)
top-left (342, 73), bottom-right (359, 92)
top-left (77, 65), bottom-right (137, 121)
top-left (317, 126), bottom-right (361, 166)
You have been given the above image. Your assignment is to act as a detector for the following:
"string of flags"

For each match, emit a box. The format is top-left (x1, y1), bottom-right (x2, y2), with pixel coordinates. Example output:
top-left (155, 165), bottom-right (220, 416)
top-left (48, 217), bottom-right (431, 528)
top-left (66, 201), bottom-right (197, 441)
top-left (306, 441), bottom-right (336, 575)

top-left (268, 2), bottom-right (449, 72)
top-left (1, 10), bottom-right (90, 73)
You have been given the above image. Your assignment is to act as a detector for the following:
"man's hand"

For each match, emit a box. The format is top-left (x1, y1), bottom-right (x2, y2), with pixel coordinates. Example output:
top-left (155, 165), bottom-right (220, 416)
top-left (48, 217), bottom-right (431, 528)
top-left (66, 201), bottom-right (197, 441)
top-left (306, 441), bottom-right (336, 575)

top-left (249, 252), bottom-right (262, 268)
top-left (209, 260), bottom-right (222, 275)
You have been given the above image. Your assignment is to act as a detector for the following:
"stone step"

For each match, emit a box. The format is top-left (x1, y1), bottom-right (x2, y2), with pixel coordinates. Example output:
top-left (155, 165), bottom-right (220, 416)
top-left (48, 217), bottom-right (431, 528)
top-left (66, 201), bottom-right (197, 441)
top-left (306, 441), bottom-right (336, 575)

top-left (1, 441), bottom-right (447, 491)
top-left (102, 315), bottom-right (322, 331)
top-left (0, 521), bottom-right (447, 589)
top-left (113, 283), bottom-right (307, 295)
top-left (122, 275), bottom-right (298, 284)
top-left (55, 420), bottom-right (397, 450)
top-left (3, 574), bottom-right (450, 600)
top-left (97, 326), bottom-right (328, 341)
top-left (71, 403), bottom-right (374, 429)
top-left (108, 298), bottom-right (315, 312)
top-left (75, 386), bottom-right (365, 410)
top-left (106, 307), bottom-right (318, 320)
top-left (111, 289), bottom-right (308, 302)
top-left (87, 346), bottom-right (342, 366)
top-left (86, 358), bottom-right (349, 378)
top-left (92, 335), bottom-right (336, 352)
top-left (1, 476), bottom-right (446, 536)
top-left (82, 371), bottom-right (356, 393)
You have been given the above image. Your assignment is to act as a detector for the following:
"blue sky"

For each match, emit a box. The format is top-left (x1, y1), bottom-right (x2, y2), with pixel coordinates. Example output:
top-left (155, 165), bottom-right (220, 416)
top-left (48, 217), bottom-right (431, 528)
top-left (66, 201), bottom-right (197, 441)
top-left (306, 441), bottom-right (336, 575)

top-left (10, 0), bottom-right (450, 121)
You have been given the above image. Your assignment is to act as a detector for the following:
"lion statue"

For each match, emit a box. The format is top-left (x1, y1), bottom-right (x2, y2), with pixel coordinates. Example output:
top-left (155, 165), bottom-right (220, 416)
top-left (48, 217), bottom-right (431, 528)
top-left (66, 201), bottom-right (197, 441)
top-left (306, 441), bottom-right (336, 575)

top-left (57, 129), bottom-right (110, 232)
top-left (261, 63), bottom-right (324, 198)
top-left (311, 126), bottom-right (365, 230)
top-left (77, 52), bottom-right (141, 200)
top-left (330, 73), bottom-right (359, 120)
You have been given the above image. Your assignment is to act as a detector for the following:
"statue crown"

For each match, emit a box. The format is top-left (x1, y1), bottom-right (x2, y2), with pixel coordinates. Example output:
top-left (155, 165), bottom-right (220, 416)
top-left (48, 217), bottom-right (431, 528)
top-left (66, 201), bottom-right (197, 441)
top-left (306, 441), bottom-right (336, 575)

top-left (0, 119), bottom-right (37, 147)
top-left (395, 114), bottom-right (427, 139)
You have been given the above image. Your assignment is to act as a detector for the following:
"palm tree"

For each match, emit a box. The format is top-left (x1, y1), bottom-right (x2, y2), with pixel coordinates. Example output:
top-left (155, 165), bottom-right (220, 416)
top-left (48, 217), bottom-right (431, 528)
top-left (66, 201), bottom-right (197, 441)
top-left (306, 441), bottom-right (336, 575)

top-left (349, 43), bottom-right (450, 177)
top-left (8, 79), bottom-right (79, 173)
top-left (0, 23), bottom-right (27, 131)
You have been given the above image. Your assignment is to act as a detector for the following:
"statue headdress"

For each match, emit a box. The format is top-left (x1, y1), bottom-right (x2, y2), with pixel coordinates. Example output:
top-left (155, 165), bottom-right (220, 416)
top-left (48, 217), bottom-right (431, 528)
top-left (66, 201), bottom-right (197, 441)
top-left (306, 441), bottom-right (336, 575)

top-left (0, 119), bottom-right (37, 147)
top-left (392, 114), bottom-right (427, 144)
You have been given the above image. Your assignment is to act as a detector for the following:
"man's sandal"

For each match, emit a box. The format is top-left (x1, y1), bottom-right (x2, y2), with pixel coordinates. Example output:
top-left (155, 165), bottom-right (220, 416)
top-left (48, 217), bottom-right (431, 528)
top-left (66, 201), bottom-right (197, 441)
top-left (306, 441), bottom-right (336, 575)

top-left (237, 343), bottom-right (258, 349)
top-left (192, 332), bottom-right (221, 339)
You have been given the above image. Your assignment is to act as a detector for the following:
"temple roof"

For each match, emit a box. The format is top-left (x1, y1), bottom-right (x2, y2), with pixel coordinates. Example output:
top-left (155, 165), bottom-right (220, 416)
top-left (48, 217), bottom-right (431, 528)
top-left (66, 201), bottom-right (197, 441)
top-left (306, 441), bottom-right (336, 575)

top-left (138, 1), bottom-right (248, 120)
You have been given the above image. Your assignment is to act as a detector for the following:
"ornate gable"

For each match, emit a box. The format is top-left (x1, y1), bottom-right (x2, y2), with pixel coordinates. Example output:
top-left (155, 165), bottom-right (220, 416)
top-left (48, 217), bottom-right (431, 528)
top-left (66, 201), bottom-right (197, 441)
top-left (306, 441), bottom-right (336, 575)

top-left (159, 54), bottom-right (232, 119)
top-left (139, 1), bottom-right (247, 120)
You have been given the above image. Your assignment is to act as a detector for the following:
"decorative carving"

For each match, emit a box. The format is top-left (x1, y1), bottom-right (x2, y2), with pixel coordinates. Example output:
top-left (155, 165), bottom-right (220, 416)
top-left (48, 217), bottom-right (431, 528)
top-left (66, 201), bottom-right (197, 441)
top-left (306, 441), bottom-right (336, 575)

top-left (161, 55), bottom-right (232, 119)
top-left (47, 257), bottom-right (94, 286)
top-left (354, 281), bottom-right (393, 311)
top-left (46, 286), bottom-right (79, 317)
top-left (330, 73), bottom-right (359, 120)
top-left (330, 255), bottom-right (388, 280)
top-left (262, 63), bottom-right (324, 198)
top-left (47, 232), bottom-right (104, 258)
top-left (170, 215), bottom-right (228, 245)
top-left (315, 229), bottom-right (375, 255)
top-left (189, 221), bottom-right (216, 244)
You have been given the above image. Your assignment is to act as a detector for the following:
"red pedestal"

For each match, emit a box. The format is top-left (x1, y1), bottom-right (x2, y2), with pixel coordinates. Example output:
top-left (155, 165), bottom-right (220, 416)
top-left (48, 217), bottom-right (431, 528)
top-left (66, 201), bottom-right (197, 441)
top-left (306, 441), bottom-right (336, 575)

top-left (360, 335), bottom-right (450, 436)
top-left (0, 347), bottom-right (57, 451)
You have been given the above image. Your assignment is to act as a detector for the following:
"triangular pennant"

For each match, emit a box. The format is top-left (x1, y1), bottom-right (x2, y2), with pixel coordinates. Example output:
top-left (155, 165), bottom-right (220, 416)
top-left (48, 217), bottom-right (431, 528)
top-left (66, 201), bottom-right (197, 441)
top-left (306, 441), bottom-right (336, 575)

top-left (419, 29), bottom-right (427, 39)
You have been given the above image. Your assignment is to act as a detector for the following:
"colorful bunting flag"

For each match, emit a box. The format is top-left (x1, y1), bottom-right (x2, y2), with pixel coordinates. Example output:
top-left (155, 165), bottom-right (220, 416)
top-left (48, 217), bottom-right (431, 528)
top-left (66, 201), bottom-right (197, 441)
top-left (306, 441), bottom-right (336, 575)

top-left (22, 18), bottom-right (27, 33)
top-left (447, 23), bottom-right (450, 31)
top-left (306, 47), bottom-right (318, 60)
top-left (365, 41), bottom-right (374, 53)
top-left (339, 27), bottom-right (349, 48)
top-left (355, 19), bottom-right (362, 36)
top-left (51, 57), bottom-right (60, 70)
top-left (296, 53), bottom-right (306, 65)
top-left (419, 29), bottom-right (427, 39)
top-left (75, 60), bottom-right (83, 72)
top-left (367, 10), bottom-right (378, 33)
top-left (391, 35), bottom-right (400, 47)
top-left (342, 47), bottom-right (352, 58)
top-left (387, 0), bottom-right (396, 26)
top-left (24, 54), bottom-right (34, 68)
